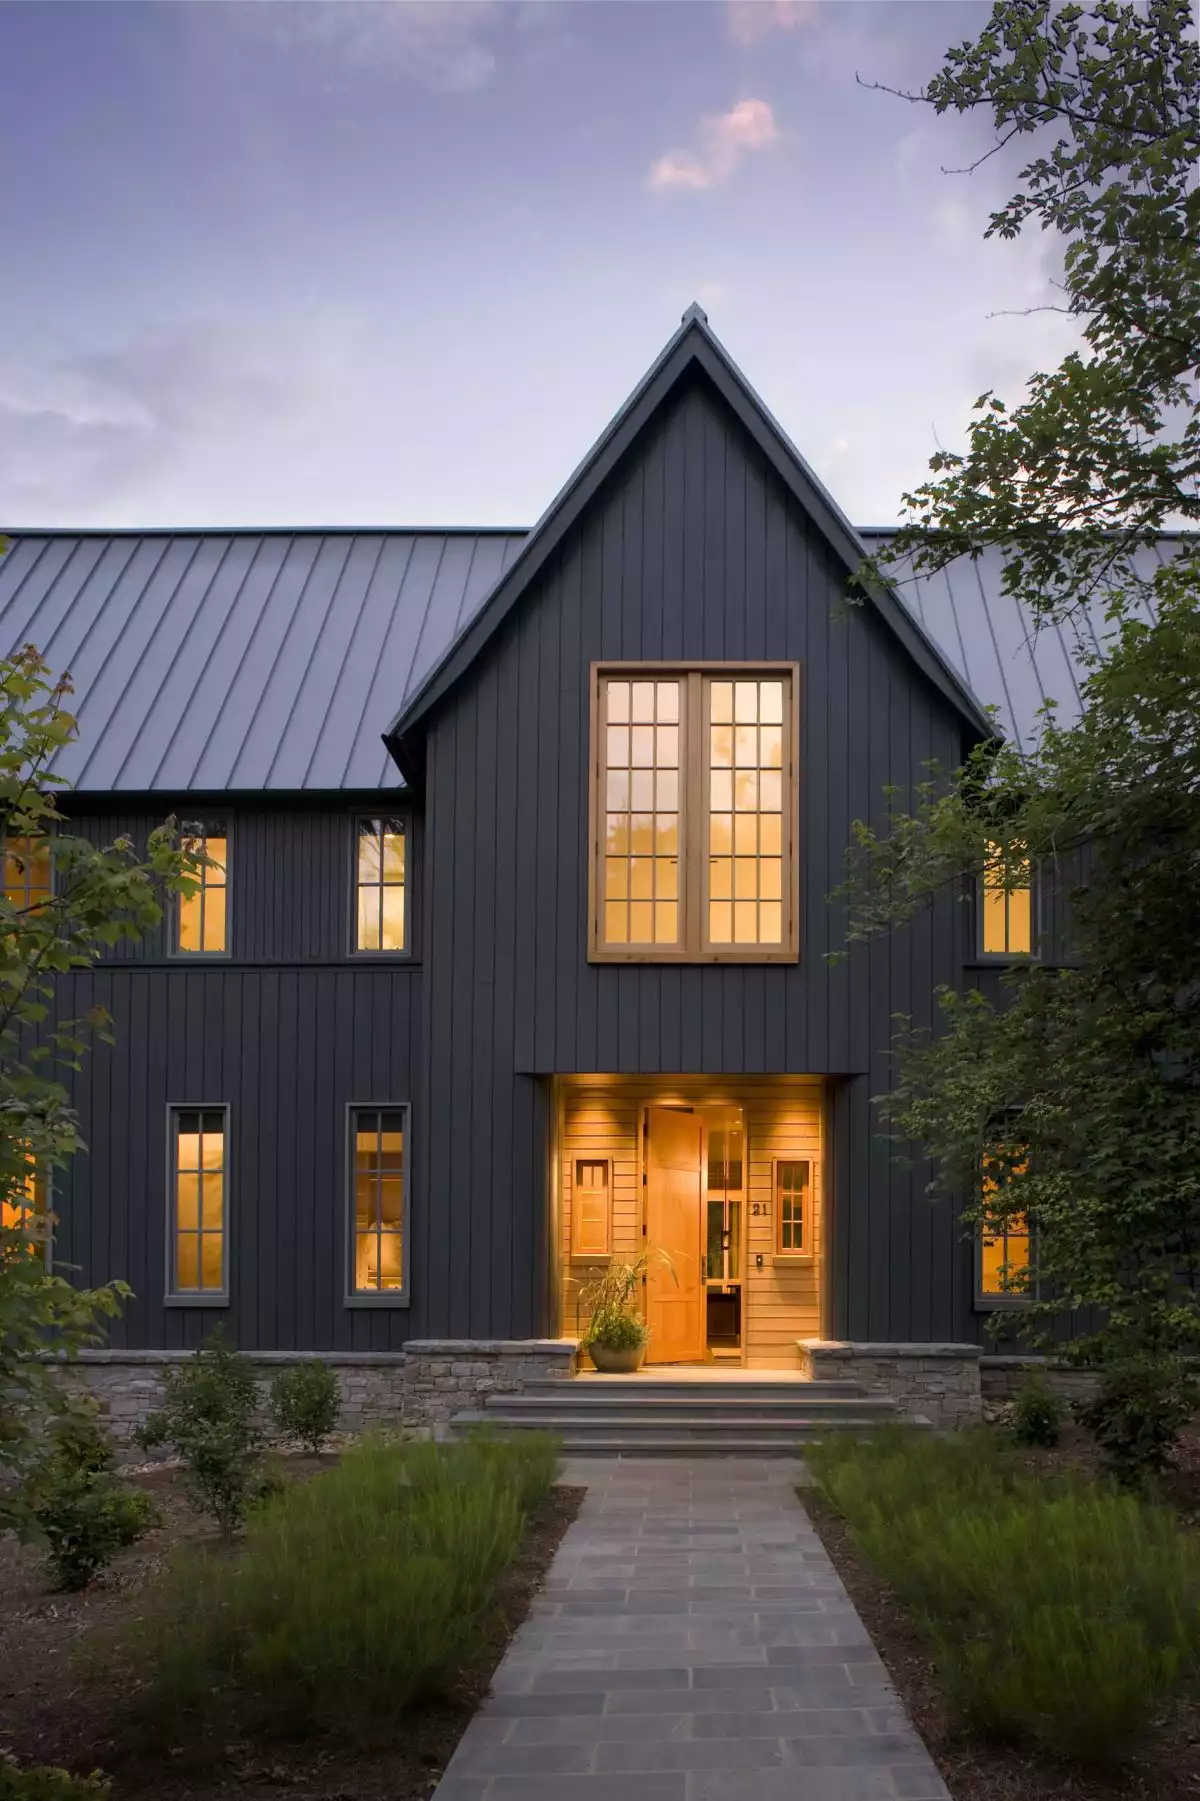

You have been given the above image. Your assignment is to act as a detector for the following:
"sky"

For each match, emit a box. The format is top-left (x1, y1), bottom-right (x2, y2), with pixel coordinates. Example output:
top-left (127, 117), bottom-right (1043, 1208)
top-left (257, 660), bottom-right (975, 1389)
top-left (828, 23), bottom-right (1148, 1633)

top-left (0, 0), bottom-right (1076, 530)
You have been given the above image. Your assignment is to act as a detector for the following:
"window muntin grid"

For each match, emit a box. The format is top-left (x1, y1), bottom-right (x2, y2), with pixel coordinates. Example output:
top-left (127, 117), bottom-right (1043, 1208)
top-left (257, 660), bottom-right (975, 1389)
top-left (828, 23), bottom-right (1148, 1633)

top-left (3, 836), bottom-right (52, 911)
top-left (776, 1158), bottom-right (810, 1253)
top-left (351, 1108), bottom-right (406, 1293)
top-left (356, 819), bottom-right (406, 952)
top-left (171, 1108), bottom-right (227, 1294)
top-left (981, 841), bottom-right (1033, 956)
top-left (178, 824), bottom-right (228, 954)
top-left (601, 678), bottom-right (681, 948)
top-left (707, 678), bottom-right (785, 947)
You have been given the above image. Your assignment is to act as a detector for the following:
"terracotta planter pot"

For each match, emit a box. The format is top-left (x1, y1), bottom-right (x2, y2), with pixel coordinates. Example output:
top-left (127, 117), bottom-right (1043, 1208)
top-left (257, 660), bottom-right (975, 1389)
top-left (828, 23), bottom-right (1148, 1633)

top-left (587, 1340), bottom-right (646, 1374)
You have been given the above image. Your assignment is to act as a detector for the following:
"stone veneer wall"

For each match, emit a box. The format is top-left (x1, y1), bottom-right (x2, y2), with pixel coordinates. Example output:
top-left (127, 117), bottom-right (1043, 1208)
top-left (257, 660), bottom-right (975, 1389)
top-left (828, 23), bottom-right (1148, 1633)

top-left (980, 1356), bottom-right (1101, 1406)
top-left (798, 1340), bottom-right (983, 1428)
top-left (65, 1340), bottom-right (579, 1444)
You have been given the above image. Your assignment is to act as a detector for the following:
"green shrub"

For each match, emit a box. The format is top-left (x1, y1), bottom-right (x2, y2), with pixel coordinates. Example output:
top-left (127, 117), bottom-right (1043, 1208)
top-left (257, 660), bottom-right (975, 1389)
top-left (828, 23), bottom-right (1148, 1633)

top-left (1077, 1352), bottom-right (1199, 1486)
top-left (269, 1363), bottom-right (340, 1453)
top-left (127, 1432), bottom-right (559, 1743)
top-left (808, 1429), bottom-right (1200, 1763)
top-left (136, 1328), bottom-right (263, 1538)
top-left (26, 1408), bottom-right (156, 1590)
top-left (1010, 1376), bottom-right (1063, 1448)
top-left (0, 1762), bottom-right (110, 1800)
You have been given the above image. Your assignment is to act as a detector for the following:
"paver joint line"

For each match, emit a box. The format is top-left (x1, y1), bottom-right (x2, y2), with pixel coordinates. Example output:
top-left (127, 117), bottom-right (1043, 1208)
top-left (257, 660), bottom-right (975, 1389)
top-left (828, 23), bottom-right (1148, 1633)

top-left (431, 1455), bottom-right (951, 1801)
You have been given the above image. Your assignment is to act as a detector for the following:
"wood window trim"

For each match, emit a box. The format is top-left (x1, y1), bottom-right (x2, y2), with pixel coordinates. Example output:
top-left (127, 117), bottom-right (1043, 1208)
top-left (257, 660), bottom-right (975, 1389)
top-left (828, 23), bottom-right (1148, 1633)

top-left (164, 1102), bottom-right (230, 1306)
top-left (587, 662), bottom-right (800, 965)
top-left (571, 1155), bottom-right (613, 1260)
top-left (977, 842), bottom-right (1038, 962)
top-left (350, 815), bottom-right (411, 959)
top-left (773, 1155), bottom-right (813, 1259)
top-left (344, 1101), bottom-right (411, 1307)
top-left (171, 817), bottom-right (231, 960)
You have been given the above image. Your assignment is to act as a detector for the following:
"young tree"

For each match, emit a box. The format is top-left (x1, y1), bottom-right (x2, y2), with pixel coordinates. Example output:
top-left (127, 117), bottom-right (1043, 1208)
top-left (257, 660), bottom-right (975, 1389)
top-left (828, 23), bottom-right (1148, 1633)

top-left (1, 645), bottom-right (204, 1532)
top-left (841, 1), bottom-right (1200, 1417)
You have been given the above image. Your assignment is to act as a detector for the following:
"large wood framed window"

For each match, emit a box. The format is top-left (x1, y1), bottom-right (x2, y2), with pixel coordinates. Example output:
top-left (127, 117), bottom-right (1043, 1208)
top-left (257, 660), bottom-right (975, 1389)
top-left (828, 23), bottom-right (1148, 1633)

top-left (590, 665), bottom-right (797, 962)
top-left (980, 840), bottom-right (1034, 958)
top-left (167, 1105), bottom-right (229, 1303)
top-left (175, 819), bottom-right (228, 956)
top-left (347, 1105), bottom-right (409, 1303)
top-left (353, 818), bottom-right (407, 953)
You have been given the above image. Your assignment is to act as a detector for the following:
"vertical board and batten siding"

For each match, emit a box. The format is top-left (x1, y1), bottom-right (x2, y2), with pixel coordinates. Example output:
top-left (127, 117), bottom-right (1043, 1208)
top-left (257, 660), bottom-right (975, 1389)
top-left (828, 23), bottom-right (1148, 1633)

top-left (421, 367), bottom-right (984, 1346)
top-left (558, 1080), bottom-right (824, 1367)
top-left (44, 804), bottom-right (422, 1351)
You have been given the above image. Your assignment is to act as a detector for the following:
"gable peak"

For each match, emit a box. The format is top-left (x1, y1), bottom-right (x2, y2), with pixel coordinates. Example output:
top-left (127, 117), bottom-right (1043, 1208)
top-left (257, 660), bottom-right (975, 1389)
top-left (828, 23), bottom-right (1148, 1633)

top-left (681, 301), bottom-right (709, 327)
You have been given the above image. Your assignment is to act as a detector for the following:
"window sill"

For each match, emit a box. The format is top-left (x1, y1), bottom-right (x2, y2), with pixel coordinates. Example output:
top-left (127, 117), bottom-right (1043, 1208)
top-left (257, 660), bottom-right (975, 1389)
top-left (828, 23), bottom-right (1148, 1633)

top-left (771, 1253), bottom-right (814, 1267)
top-left (570, 1253), bottom-right (613, 1266)
top-left (165, 1293), bottom-right (230, 1308)
top-left (345, 1294), bottom-right (411, 1309)
top-left (589, 950), bottom-right (799, 967)
top-left (975, 1295), bottom-right (1030, 1311)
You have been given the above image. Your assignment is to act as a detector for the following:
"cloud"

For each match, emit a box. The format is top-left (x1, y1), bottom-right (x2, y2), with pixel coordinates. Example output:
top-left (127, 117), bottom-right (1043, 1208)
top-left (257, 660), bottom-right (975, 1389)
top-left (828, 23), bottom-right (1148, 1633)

top-left (727, 1), bottom-right (820, 48)
top-left (648, 98), bottom-right (779, 193)
top-left (233, 1), bottom-right (502, 93)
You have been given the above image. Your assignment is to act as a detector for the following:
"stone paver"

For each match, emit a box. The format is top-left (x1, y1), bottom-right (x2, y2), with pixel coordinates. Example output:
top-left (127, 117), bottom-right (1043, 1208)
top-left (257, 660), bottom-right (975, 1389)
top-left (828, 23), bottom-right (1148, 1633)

top-left (432, 1457), bottom-right (951, 1801)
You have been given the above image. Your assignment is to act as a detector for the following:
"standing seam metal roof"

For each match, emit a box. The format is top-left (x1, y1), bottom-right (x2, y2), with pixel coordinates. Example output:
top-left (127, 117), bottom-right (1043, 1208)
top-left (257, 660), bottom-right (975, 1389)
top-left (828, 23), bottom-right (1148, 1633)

top-left (0, 525), bottom-right (1183, 792)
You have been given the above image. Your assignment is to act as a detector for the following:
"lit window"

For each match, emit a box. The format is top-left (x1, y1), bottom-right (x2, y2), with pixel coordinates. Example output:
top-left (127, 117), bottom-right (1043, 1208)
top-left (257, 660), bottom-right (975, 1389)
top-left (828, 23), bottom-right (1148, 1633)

top-left (169, 1107), bottom-right (228, 1297)
top-left (355, 819), bottom-right (406, 952)
top-left (177, 822), bottom-right (228, 954)
top-left (775, 1159), bottom-right (810, 1254)
top-left (3, 836), bottom-right (52, 911)
top-left (572, 1158), bottom-right (611, 1258)
top-left (592, 669), bottom-right (794, 960)
top-left (981, 841), bottom-right (1033, 956)
top-left (2, 1146), bottom-right (46, 1258)
top-left (350, 1107), bottom-right (406, 1296)
top-left (979, 1148), bottom-right (1031, 1303)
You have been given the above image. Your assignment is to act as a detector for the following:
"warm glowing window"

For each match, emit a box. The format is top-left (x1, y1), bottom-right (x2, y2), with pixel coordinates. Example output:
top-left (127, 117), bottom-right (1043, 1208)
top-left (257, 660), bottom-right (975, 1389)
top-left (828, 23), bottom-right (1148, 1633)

top-left (979, 1148), bottom-right (1032, 1302)
top-left (572, 1159), bottom-right (611, 1258)
top-left (3, 836), bottom-right (52, 911)
top-left (592, 668), bottom-right (794, 960)
top-left (776, 1158), bottom-right (810, 1254)
top-left (177, 822), bottom-right (228, 955)
top-left (981, 841), bottom-right (1033, 956)
top-left (169, 1107), bottom-right (227, 1297)
top-left (355, 819), bottom-right (406, 952)
top-left (351, 1107), bottom-right (406, 1296)
top-left (2, 1146), bottom-right (45, 1258)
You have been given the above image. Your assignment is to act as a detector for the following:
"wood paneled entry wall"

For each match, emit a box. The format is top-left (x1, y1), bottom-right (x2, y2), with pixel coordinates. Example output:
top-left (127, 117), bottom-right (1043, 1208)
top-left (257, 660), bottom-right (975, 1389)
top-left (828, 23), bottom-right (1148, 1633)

top-left (555, 1077), bottom-right (825, 1368)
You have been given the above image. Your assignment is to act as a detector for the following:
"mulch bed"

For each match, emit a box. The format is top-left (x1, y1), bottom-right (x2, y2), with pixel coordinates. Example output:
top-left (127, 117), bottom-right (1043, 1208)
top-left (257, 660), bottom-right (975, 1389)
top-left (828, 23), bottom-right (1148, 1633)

top-left (805, 1422), bottom-right (1200, 1801)
top-left (0, 1458), bottom-right (584, 1800)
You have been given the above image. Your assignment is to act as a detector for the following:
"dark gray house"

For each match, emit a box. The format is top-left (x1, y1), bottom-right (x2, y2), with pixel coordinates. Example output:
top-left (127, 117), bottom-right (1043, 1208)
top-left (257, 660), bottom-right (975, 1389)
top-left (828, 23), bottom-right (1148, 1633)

top-left (0, 307), bottom-right (1132, 1432)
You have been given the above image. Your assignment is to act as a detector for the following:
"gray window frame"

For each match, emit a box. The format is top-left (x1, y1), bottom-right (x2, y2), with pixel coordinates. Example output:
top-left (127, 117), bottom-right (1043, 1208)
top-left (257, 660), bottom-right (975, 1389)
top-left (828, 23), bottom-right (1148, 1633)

top-left (349, 815), bottom-right (410, 959)
top-left (976, 852), bottom-right (1040, 962)
top-left (164, 1102), bottom-right (231, 1306)
top-left (171, 816), bottom-right (232, 960)
top-left (974, 1213), bottom-right (1035, 1310)
top-left (345, 1101), bottom-right (411, 1308)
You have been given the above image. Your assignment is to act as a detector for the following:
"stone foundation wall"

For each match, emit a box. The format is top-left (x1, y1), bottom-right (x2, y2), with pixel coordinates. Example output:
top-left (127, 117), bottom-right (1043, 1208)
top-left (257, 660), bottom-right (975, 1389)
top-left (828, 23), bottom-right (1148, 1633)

top-left (980, 1356), bottom-right (1100, 1407)
top-left (401, 1339), bottom-right (578, 1436)
top-left (798, 1340), bottom-right (983, 1428)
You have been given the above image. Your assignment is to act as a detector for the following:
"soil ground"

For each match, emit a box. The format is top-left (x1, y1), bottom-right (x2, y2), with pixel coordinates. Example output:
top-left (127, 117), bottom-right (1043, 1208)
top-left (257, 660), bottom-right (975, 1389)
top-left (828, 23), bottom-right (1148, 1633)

top-left (0, 1457), bottom-right (583, 1800)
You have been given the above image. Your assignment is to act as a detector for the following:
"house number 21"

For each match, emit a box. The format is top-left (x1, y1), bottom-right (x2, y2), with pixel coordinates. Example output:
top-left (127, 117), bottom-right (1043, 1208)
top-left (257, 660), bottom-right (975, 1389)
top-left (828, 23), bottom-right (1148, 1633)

top-left (751, 1202), bottom-right (771, 1216)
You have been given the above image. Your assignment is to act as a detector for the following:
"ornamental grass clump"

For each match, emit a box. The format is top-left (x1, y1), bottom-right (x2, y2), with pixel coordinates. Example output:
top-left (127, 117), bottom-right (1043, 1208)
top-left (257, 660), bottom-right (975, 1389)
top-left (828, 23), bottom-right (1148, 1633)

top-left (808, 1429), bottom-right (1200, 1764)
top-left (126, 1432), bottom-right (558, 1745)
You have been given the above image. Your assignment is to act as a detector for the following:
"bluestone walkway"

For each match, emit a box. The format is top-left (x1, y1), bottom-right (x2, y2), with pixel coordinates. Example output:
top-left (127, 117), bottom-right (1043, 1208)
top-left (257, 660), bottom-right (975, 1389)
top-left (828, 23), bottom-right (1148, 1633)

top-left (433, 1457), bottom-right (951, 1801)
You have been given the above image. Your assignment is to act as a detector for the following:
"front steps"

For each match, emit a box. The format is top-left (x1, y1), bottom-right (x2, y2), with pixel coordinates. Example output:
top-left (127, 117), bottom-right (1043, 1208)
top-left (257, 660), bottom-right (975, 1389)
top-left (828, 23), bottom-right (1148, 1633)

top-left (449, 1372), bottom-right (919, 1455)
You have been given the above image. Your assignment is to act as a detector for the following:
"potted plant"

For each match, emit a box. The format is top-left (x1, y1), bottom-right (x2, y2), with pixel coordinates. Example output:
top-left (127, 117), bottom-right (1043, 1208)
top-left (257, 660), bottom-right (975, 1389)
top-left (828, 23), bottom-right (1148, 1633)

top-left (579, 1255), bottom-right (669, 1374)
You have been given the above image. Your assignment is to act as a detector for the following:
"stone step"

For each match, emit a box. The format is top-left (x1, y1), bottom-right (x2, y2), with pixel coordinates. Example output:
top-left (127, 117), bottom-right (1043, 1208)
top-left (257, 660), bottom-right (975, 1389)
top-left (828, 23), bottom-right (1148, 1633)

top-left (449, 1411), bottom-right (928, 1453)
top-left (486, 1390), bottom-right (893, 1416)
top-left (452, 1407), bottom-right (906, 1438)
top-left (519, 1377), bottom-right (877, 1400)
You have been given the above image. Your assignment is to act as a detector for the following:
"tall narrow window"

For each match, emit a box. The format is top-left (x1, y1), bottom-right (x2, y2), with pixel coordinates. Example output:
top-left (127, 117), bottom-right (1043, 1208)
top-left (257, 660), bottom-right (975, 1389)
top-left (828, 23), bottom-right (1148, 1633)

top-left (355, 819), bottom-right (406, 952)
top-left (2, 1146), bottom-right (46, 1258)
top-left (572, 1158), bottom-right (611, 1258)
top-left (3, 836), bottom-right (52, 911)
top-left (978, 1146), bottom-right (1032, 1304)
top-left (177, 821), bottom-right (228, 955)
top-left (169, 1107), bottom-right (228, 1299)
top-left (591, 667), bottom-right (795, 961)
top-left (350, 1106), bottom-right (407, 1297)
top-left (981, 841), bottom-right (1033, 956)
top-left (775, 1158), bottom-right (810, 1254)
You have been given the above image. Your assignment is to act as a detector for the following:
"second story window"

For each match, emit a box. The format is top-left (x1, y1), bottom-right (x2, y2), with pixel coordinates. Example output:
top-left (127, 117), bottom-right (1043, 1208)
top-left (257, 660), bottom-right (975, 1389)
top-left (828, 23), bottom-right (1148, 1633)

top-left (355, 818), bottom-right (406, 952)
top-left (980, 840), bottom-right (1033, 957)
top-left (177, 820), bottom-right (228, 955)
top-left (591, 668), bottom-right (796, 962)
top-left (4, 836), bottom-right (53, 912)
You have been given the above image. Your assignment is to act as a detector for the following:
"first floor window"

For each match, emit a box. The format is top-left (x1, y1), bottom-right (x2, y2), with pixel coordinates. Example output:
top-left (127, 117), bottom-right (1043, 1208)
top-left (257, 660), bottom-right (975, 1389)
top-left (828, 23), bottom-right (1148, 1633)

top-left (775, 1158), bottom-right (810, 1254)
top-left (177, 820), bottom-right (228, 954)
top-left (978, 1143), bottom-right (1031, 1303)
top-left (980, 840), bottom-right (1033, 957)
top-left (2, 1145), bottom-right (46, 1258)
top-left (350, 1106), bottom-right (407, 1295)
top-left (572, 1158), bottom-right (611, 1258)
top-left (355, 818), bottom-right (406, 952)
top-left (592, 667), bottom-right (796, 962)
top-left (169, 1107), bottom-right (228, 1296)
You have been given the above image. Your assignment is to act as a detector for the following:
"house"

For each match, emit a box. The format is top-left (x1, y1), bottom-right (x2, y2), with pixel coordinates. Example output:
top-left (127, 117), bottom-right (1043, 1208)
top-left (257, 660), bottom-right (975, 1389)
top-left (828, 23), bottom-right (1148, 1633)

top-left (0, 306), bottom-right (1129, 1436)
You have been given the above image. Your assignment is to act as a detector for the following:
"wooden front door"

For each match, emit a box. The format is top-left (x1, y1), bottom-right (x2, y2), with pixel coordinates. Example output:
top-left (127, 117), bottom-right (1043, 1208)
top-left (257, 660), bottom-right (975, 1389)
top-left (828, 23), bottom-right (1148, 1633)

top-left (645, 1106), bottom-right (705, 1363)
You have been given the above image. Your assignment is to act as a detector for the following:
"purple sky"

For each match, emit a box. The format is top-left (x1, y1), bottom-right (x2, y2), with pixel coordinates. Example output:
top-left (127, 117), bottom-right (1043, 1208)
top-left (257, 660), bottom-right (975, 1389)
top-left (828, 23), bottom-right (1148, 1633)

top-left (0, 1), bottom-right (1073, 530)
